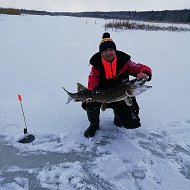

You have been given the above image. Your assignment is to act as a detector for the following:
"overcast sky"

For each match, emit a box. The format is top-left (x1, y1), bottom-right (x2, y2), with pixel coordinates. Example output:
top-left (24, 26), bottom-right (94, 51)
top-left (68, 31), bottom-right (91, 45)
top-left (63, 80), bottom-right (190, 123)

top-left (0, 0), bottom-right (190, 12)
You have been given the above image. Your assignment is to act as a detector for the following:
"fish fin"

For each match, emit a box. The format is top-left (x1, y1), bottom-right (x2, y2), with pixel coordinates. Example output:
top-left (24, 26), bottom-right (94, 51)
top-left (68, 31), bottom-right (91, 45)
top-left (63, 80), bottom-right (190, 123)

top-left (124, 97), bottom-right (133, 106)
top-left (62, 87), bottom-right (73, 104)
top-left (66, 96), bottom-right (73, 104)
top-left (101, 103), bottom-right (107, 111)
top-left (130, 85), bottom-right (152, 96)
top-left (77, 83), bottom-right (88, 92)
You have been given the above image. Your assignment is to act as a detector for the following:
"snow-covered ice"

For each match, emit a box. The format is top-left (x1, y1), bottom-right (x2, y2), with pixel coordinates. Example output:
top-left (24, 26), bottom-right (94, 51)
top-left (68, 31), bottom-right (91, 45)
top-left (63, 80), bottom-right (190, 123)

top-left (0, 14), bottom-right (190, 190)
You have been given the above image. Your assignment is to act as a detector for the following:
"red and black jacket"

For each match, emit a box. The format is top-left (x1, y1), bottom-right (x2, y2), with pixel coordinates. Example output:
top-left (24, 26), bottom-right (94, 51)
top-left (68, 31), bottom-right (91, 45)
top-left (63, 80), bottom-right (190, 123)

top-left (88, 50), bottom-right (152, 90)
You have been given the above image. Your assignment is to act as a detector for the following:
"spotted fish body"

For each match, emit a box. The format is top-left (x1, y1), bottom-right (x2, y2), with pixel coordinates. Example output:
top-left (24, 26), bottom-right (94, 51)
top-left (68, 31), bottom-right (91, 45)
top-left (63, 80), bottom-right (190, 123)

top-left (62, 78), bottom-right (152, 110)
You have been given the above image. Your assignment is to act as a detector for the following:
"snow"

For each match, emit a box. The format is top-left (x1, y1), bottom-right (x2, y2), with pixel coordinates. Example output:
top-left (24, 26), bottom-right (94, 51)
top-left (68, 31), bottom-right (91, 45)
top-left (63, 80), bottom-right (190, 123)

top-left (0, 14), bottom-right (190, 189)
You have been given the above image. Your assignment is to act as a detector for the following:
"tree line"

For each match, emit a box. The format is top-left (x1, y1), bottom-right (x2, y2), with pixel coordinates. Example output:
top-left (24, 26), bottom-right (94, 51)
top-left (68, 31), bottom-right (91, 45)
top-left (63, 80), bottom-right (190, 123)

top-left (0, 8), bottom-right (20, 15)
top-left (62, 9), bottom-right (190, 24)
top-left (0, 7), bottom-right (190, 24)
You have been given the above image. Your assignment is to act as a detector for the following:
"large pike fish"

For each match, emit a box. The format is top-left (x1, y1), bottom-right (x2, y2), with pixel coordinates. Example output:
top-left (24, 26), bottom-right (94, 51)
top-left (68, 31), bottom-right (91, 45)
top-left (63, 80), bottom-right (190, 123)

top-left (62, 78), bottom-right (152, 110)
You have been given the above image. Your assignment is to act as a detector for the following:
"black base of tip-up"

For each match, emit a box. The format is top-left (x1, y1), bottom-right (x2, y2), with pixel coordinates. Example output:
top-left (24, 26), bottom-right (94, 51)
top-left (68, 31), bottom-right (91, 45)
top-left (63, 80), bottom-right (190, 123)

top-left (18, 134), bottom-right (35, 144)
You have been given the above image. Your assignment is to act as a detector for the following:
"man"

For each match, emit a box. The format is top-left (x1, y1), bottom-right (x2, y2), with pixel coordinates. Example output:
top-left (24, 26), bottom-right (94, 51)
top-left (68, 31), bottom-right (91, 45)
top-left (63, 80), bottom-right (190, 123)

top-left (82, 32), bottom-right (152, 138)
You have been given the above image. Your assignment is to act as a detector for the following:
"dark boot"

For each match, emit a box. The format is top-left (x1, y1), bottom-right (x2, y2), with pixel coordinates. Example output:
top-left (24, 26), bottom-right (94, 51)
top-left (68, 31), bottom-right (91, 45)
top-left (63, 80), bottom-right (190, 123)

top-left (84, 105), bottom-right (100, 138)
top-left (114, 114), bottom-right (122, 127)
top-left (84, 124), bottom-right (99, 138)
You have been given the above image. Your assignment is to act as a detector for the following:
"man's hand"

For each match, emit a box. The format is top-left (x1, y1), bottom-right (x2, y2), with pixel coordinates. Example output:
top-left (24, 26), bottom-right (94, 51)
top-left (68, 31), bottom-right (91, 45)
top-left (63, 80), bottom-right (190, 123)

top-left (137, 73), bottom-right (149, 80)
top-left (82, 98), bottom-right (94, 104)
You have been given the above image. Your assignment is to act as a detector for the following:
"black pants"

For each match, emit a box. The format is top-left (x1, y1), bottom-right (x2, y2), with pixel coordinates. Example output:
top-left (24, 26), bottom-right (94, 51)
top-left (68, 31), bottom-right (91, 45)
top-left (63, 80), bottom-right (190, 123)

top-left (82, 98), bottom-right (141, 129)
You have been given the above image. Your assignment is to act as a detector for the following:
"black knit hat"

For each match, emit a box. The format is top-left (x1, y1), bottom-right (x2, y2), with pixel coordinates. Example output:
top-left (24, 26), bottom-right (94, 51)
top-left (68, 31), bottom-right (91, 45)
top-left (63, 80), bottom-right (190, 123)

top-left (99, 32), bottom-right (116, 54)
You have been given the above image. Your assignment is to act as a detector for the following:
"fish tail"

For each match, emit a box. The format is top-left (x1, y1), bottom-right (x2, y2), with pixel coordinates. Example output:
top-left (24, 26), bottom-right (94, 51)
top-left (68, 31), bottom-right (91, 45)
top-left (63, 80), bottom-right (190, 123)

top-left (62, 87), bottom-right (74, 104)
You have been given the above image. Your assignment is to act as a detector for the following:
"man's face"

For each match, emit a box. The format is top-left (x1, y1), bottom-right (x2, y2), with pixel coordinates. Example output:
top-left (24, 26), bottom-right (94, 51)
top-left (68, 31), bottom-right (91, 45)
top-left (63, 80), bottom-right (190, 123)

top-left (101, 48), bottom-right (116, 63)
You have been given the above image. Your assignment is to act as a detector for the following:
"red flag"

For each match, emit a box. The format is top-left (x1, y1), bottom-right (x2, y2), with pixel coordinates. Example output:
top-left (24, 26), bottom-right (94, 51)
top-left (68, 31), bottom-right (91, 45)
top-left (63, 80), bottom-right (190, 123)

top-left (18, 95), bottom-right (22, 101)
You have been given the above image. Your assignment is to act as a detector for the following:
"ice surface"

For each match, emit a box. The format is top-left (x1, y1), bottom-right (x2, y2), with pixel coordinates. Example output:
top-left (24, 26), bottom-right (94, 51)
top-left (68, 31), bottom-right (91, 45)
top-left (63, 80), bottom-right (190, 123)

top-left (0, 14), bottom-right (190, 189)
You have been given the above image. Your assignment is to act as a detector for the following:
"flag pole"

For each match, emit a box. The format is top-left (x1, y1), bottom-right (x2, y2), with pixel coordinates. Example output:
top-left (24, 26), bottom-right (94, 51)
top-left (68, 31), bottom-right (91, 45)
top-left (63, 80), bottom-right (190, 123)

top-left (17, 95), bottom-right (35, 143)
